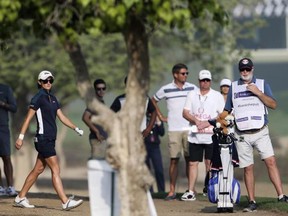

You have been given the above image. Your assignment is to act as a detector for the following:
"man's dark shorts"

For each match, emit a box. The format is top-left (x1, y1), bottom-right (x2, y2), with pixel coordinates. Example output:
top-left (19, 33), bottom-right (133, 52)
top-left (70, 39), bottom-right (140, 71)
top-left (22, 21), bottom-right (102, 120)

top-left (34, 135), bottom-right (56, 158)
top-left (189, 142), bottom-right (213, 162)
top-left (0, 127), bottom-right (10, 156)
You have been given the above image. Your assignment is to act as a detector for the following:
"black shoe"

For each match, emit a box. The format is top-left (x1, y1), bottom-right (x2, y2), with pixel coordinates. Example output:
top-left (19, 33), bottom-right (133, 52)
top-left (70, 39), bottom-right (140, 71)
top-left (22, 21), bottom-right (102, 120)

top-left (202, 186), bottom-right (207, 196)
top-left (164, 193), bottom-right (176, 201)
top-left (243, 200), bottom-right (257, 212)
top-left (278, 195), bottom-right (288, 202)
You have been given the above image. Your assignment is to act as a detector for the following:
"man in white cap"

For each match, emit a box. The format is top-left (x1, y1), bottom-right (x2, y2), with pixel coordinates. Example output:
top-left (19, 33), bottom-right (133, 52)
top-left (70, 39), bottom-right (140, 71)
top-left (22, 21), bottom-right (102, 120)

top-left (220, 78), bottom-right (232, 102)
top-left (181, 70), bottom-right (224, 201)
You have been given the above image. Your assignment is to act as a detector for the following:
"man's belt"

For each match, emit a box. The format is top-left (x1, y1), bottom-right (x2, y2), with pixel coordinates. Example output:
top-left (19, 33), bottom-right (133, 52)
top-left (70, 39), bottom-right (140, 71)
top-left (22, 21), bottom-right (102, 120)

top-left (236, 125), bottom-right (267, 134)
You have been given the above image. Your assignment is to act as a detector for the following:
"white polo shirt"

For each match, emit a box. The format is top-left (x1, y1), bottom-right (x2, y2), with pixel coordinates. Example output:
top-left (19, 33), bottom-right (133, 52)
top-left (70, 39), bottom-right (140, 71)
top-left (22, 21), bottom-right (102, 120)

top-left (153, 81), bottom-right (197, 131)
top-left (183, 88), bottom-right (224, 144)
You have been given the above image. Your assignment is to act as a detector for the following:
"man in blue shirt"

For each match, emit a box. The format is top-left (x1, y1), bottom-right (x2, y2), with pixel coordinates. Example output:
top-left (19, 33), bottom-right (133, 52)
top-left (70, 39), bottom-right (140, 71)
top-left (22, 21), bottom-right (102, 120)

top-left (144, 115), bottom-right (165, 193)
top-left (224, 58), bottom-right (288, 212)
top-left (0, 83), bottom-right (17, 196)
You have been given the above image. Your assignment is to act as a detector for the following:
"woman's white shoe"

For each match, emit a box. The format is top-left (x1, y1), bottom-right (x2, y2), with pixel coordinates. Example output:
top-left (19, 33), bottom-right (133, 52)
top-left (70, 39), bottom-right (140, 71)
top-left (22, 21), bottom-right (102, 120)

top-left (13, 195), bottom-right (35, 208)
top-left (62, 197), bottom-right (83, 211)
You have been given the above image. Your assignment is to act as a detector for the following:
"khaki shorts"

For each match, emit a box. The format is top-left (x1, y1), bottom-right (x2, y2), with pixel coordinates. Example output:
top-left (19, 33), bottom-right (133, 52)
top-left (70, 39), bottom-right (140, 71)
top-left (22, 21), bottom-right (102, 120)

top-left (168, 131), bottom-right (189, 159)
top-left (235, 126), bottom-right (274, 168)
top-left (90, 139), bottom-right (107, 159)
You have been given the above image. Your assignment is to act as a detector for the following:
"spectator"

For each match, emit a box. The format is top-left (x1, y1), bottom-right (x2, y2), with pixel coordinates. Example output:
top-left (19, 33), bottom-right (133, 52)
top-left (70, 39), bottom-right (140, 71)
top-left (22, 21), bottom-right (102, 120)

top-left (151, 63), bottom-right (197, 201)
top-left (0, 170), bottom-right (6, 196)
top-left (0, 83), bottom-right (17, 196)
top-left (219, 78), bottom-right (231, 102)
top-left (224, 58), bottom-right (288, 212)
top-left (14, 70), bottom-right (83, 210)
top-left (182, 70), bottom-right (224, 201)
top-left (144, 115), bottom-right (165, 193)
top-left (82, 79), bottom-right (108, 160)
top-left (110, 76), bottom-right (156, 138)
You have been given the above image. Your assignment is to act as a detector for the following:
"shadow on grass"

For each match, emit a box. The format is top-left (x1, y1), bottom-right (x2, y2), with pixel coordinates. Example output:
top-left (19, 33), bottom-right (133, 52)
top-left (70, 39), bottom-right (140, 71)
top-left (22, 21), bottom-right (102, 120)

top-left (0, 192), bottom-right (89, 201)
top-left (152, 192), bottom-right (288, 213)
top-left (36, 178), bottom-right (88, 191)
top-left (1, 178), bottom-right (89, 201)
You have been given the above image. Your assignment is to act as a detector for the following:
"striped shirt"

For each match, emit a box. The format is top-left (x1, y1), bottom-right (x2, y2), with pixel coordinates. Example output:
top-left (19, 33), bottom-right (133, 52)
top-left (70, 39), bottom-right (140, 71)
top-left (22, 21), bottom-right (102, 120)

top-left (153, 81), bottom-right (197, 131)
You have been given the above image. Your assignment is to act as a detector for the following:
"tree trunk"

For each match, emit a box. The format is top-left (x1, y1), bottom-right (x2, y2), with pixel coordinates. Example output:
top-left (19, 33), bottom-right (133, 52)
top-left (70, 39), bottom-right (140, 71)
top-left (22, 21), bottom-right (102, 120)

top-left (61, 41), bottom-right (94, 102)
top-left (112, 16), bottom-right (153, 216)
top-left (61, 18), bottom-right (153, 214)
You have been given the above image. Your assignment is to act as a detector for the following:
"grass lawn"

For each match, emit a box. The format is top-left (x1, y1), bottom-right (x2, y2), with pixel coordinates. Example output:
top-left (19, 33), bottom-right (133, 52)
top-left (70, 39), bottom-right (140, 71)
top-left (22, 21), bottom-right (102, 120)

top-left (152, 192), bottom-right (288, 213)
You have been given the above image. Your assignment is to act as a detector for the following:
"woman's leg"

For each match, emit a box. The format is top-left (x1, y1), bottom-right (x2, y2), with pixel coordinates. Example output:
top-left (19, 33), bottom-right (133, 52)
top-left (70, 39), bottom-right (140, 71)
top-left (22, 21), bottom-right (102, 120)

top-left (18, 154), bottom-right (46, 198)
top-left (45, 155), bottom-right (68, 204)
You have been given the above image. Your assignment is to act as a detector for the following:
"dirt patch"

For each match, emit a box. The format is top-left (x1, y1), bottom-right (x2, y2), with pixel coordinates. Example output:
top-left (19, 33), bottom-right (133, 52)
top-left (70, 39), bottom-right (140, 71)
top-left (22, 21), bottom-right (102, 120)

top-left (1, 192), bottom-right (287, 216)
top-left (1, 170), bottom-right (288, 216)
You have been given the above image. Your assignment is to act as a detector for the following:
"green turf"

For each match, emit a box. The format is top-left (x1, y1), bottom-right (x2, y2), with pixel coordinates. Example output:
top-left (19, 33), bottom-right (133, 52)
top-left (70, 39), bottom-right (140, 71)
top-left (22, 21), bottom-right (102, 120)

top-left (151, 193), bottom-right (288, 213)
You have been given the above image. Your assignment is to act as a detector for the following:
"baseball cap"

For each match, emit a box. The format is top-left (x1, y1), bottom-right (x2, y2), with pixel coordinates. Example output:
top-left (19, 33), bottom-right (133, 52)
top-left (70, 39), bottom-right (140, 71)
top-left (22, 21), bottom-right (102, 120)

top-left (38, 70), bottom-right (54, 80)
top-left (238, 58), bottom-right (253, 70)
top-left (220, 78), bottom-right (231, 87)
top-left (199, 70), bottom-right (212, 80)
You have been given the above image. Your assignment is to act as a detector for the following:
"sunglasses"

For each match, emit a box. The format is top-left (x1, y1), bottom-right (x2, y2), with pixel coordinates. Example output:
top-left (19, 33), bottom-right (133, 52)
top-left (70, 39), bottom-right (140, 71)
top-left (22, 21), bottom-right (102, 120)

top-left (240, 68), bottom-right (252, 72)
top-left (41, 79), bottom-right (54, 84)
top-left (200, 79), bottom-right (211, 82)
top-left (179, 72), bottom-right (189, 76)
top-left (96, 87), bottom-right (106, 91)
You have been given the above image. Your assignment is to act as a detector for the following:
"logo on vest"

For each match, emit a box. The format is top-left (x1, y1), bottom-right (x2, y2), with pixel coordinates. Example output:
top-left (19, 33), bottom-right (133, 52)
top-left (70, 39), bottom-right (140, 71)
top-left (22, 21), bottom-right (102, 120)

top-left (234, 91), bottom-right (254, 99)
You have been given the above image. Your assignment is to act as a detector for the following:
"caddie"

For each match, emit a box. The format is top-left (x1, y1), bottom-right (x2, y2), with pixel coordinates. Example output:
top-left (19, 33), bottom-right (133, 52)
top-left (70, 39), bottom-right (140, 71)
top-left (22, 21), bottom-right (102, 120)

top-left (224, 57), bottom-right (288, 212)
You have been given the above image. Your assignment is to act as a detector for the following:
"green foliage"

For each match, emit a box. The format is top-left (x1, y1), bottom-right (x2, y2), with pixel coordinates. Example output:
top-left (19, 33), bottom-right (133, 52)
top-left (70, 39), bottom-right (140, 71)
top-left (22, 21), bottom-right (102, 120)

top-left (0, 0), bottom-right (269, 96)
top-left (80, 31), bottom-right (191, 92)
top-left (0, 0), bottom-right (268, 96)
top-left (176, 0), bottom-right (265, 77)
top-left (1, 29), bottom-right (175, 99)
top-left (79, 33), bottom-right (128, 91)
top-left (266, 90), bottom-right (288, 136)
top-left (5, 0), bottom-right (228, 42)
top-left (273, 91), bottom-right (288, 115)
top-left (269, 110), bottom-right (288, 136)
top-left (0, 0), bottom-right (20, 22)
top-left (0, 32), bottom-right (77, 106)
top-left (1, 28), bottom-right (203, 98)
top-left (0, 1), bottom-right (259, 57)
top-left (0, 0), bottom-right (21, 44)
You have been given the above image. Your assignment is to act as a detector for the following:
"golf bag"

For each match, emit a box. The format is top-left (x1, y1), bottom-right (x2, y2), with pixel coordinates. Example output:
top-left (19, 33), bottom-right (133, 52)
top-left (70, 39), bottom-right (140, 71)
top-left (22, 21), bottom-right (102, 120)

top-left (207, 119), bottom-right (241, 213)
